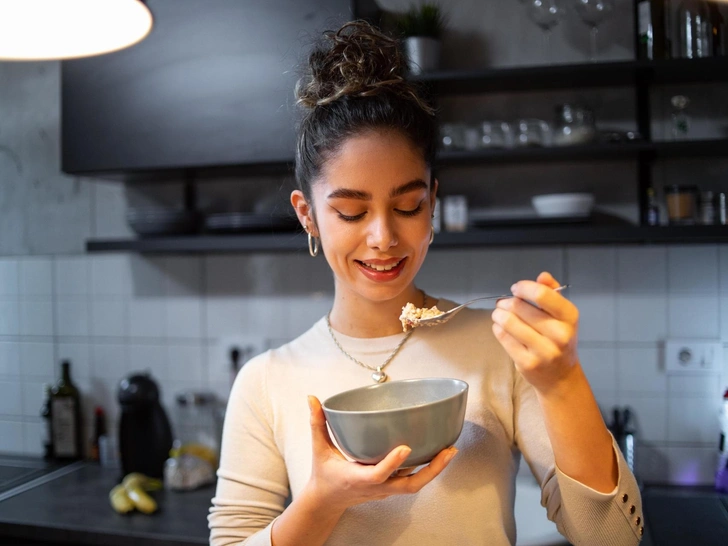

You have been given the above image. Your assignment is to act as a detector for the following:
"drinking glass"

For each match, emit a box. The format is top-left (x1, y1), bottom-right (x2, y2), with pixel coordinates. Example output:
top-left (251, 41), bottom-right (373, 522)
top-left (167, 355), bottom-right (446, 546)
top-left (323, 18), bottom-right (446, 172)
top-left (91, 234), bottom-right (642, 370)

top-left (524, 0), bottom-right (564, 63)
top-left (573, 0), bottom-right (615, 62)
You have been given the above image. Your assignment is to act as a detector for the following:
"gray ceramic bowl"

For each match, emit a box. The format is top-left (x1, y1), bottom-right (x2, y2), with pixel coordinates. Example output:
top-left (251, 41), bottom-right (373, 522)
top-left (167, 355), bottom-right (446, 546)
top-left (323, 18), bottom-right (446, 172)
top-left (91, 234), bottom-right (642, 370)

top-left (322, 378), bottom-right (468, 468)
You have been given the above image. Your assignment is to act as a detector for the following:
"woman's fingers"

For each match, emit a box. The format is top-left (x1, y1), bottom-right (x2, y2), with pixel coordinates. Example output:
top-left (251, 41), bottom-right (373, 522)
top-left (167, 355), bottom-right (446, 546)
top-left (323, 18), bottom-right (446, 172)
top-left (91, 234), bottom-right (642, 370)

top-left (307, 396), bottom-right (340, 457)
top-left (360, 445), bottom-right (413, 483)
top-left (510, 277), bottom-right (578, 324)
top-left (495, 297), bottom-right (575, 349)
top-left (387, 446), bottom-right (458, 493)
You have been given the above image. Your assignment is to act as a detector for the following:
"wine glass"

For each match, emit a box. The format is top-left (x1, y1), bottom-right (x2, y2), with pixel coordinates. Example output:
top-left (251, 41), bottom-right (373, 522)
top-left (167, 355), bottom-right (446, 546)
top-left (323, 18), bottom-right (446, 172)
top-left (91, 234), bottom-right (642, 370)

top-left (573, 0), bottom-right (615, 62)
top-left (524, 0), bottom-right (565, 63)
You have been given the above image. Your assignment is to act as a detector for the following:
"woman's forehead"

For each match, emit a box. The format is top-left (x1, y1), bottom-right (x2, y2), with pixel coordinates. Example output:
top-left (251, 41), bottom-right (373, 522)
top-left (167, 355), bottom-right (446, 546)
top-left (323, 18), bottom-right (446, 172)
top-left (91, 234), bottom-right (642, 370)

top-left (318, 131), bottom-right (430, 194)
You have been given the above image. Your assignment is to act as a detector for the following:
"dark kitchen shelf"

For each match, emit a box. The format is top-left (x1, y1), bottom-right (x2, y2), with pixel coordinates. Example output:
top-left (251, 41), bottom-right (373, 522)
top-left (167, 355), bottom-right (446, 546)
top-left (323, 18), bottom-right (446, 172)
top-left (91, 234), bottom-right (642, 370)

top-left (436, 138), bottom-right (728, 166)
top-left (412, 57), bottom-right (728, 96)
top-left (86, 224), bottom-right (728, 254)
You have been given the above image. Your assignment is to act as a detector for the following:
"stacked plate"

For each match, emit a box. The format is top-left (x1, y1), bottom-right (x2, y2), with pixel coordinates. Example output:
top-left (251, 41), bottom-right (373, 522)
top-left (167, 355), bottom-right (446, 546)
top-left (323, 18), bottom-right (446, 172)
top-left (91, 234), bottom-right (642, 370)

top-left (126, 208), bottom-right (202, 237)
top-left (204, 213), bottom-right (299, 233)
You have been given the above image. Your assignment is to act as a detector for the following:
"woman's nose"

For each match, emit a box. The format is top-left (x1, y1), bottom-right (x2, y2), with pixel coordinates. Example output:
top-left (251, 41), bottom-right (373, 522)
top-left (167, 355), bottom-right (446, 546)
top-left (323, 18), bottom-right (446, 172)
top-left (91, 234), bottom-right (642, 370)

top-left (366, 215), bottom-right (398, 250)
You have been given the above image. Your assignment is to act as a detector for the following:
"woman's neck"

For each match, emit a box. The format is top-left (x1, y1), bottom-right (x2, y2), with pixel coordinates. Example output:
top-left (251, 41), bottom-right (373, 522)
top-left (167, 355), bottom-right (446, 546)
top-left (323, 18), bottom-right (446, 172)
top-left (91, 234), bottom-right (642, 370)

top-left (328, 285), bottom-right (425, 338)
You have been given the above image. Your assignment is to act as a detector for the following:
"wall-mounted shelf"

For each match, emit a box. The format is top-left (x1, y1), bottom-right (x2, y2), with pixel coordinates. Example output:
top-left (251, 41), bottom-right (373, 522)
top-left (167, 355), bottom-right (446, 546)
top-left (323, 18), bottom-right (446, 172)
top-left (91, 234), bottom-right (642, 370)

top-left (86, 224), bottom-right (728, 254)
top-left (83, 54), bottom-right (728, 253)
top-left (411, 57), bottom-right (728, 96)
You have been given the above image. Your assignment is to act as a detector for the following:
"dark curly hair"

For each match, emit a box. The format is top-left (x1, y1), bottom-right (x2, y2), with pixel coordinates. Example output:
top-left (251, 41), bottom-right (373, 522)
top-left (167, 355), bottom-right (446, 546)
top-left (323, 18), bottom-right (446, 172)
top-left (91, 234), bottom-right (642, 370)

top-left (295, 20), bottom-right (438, 205)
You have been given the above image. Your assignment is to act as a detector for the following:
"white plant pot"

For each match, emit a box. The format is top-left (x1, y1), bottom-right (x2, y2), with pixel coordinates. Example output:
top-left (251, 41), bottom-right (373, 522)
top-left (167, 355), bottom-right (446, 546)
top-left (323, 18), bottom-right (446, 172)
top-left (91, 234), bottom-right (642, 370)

top-left (404, 36), bottom-right (441, 75)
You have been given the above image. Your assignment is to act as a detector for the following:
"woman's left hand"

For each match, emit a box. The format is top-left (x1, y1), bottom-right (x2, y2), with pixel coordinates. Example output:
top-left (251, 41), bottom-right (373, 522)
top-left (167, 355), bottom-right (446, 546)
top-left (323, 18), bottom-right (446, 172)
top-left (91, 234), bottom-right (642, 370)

top-left (491, 271), bottom-right (580, 394)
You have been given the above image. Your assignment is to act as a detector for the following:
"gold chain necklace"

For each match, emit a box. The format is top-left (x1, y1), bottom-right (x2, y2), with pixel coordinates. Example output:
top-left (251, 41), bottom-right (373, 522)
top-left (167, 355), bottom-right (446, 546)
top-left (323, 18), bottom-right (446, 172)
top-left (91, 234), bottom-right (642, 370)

top-left (326, 292), bottom-right (427, 383)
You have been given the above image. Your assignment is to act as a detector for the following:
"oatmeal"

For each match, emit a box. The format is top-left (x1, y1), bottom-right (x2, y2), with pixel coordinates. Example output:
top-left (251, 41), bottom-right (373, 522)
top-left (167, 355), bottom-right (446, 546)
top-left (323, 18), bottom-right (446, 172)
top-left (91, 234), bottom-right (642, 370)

top-left (399, 302), bottom-right (444, 332)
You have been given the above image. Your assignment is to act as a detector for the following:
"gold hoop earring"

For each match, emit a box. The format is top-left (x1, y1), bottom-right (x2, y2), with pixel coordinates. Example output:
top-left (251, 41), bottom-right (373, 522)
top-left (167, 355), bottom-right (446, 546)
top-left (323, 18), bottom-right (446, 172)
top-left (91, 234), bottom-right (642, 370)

top-left (429, 225), bottom-right (435, 244)
top-left (308, 231), bottom-right (319, 257)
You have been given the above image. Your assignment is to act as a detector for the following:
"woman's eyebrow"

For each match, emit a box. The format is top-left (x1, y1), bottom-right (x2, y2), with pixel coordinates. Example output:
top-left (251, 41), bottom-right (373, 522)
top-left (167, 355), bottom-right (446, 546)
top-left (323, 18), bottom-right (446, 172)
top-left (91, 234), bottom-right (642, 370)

top-left (326, 179), bottom-right (428, 201)
top-left (390, 179), bottom-right (428, 198)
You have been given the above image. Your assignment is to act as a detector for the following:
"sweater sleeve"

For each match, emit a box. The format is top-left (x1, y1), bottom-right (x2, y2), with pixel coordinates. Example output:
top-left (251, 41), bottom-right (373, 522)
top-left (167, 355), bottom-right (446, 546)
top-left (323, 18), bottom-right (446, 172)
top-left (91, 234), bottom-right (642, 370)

top-left (208, 354), bottom-right (289, 546)
top-left (513, 370), bottom-right (644, 546)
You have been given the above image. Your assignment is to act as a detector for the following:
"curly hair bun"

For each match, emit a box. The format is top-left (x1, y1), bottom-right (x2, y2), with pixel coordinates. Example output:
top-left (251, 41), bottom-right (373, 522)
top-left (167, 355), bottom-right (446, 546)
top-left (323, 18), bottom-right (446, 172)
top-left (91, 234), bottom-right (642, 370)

top-left (296, 20), bottom-right (433, 114)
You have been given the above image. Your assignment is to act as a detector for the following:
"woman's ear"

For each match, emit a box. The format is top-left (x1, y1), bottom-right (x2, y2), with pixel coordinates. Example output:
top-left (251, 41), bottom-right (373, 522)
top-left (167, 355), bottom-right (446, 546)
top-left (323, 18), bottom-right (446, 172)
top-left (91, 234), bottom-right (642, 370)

top-left (290, 190), bottom-right (317, 235)
top-left (430, 178), bottom-right (439, 214)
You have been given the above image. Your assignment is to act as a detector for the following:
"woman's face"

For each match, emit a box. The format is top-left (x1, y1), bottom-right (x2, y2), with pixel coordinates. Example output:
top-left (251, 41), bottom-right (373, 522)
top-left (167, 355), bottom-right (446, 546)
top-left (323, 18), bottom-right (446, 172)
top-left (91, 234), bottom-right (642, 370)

top-left (301, 130), bottom-right (436, 305)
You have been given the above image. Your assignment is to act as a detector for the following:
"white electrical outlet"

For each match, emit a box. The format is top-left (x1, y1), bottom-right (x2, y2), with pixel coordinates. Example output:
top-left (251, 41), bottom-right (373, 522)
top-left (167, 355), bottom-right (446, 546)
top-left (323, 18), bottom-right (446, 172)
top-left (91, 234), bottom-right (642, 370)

top-left (665, 339), bottom-right (723, 374)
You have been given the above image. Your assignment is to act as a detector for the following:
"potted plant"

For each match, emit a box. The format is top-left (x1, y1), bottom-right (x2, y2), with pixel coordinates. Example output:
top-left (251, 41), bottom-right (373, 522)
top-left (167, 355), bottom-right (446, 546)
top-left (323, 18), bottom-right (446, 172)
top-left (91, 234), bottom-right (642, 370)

top-left (395, 2), bottom-right (446, 75)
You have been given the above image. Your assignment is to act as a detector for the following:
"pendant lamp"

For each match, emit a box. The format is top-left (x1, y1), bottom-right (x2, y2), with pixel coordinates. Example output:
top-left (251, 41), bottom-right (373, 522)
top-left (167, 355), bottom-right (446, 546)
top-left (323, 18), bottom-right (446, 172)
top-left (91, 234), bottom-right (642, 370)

top-left (0, 0), bottom-right (153, 61)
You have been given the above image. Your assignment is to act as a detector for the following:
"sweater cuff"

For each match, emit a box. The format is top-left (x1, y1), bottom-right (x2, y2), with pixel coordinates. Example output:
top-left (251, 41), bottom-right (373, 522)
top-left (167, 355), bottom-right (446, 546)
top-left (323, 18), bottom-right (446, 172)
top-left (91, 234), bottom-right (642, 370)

top-left (554, 435), bottom-right (644, 541)
top-left (240, 517), bottom-right (278, 546)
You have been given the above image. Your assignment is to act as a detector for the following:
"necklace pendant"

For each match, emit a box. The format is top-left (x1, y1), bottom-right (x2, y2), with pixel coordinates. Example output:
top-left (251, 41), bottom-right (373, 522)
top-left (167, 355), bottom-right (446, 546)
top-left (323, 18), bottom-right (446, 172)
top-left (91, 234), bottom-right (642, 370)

top-left (372, 367), bottom-right (387, 383)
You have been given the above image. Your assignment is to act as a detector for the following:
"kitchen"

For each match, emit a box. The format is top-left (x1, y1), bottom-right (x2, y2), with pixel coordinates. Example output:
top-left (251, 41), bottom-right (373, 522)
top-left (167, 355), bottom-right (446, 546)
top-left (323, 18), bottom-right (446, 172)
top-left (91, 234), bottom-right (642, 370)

top-left (1, 0), bottom-right (728, 545)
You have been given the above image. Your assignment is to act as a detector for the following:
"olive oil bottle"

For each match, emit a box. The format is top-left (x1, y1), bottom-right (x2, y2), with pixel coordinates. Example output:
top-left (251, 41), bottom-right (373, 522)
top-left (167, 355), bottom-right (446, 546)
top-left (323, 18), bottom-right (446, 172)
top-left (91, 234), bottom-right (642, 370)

top-left (51, 360), bottom-right (83, 460)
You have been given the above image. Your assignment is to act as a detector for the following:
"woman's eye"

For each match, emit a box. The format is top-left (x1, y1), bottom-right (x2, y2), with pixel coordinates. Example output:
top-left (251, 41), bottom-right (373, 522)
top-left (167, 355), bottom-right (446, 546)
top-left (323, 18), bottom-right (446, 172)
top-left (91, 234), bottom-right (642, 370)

top-left (337, 212), bottom-right (366, 222)
top-left (396, 203), bottom-right (424, 217)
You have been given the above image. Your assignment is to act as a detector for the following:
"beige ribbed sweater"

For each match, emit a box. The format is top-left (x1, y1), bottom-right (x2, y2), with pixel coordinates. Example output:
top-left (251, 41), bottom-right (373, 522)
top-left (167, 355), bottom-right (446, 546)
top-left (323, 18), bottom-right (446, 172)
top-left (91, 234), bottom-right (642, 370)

top-left (209, 300), bottom-right (643, 546)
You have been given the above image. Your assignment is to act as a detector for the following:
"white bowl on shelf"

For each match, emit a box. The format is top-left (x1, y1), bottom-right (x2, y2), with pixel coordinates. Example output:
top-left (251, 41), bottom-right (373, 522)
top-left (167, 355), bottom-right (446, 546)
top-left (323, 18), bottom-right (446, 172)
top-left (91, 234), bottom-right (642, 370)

top-left (531, 193), bottom-right (595, 218)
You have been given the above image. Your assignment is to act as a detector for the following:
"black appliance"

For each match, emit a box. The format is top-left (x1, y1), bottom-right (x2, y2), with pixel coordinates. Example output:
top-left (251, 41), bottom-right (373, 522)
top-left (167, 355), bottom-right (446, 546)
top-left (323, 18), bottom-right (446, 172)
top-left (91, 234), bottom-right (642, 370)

top-left (118, 372), bottom-right (173, 479)
top-left (60, 0), bottom-right (356, 176)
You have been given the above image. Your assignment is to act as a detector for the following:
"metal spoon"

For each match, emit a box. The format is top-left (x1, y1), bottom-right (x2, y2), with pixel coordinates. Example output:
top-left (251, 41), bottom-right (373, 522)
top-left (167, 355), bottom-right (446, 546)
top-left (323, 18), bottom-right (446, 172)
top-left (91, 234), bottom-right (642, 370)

top-left (410, 284), bottom-right (569, 328)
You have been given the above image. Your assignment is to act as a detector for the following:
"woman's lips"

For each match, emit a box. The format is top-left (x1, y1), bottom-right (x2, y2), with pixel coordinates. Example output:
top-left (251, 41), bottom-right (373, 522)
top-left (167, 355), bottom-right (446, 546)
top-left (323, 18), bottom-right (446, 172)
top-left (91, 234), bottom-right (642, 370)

top-left (356, 258), bottom-right (406, 281)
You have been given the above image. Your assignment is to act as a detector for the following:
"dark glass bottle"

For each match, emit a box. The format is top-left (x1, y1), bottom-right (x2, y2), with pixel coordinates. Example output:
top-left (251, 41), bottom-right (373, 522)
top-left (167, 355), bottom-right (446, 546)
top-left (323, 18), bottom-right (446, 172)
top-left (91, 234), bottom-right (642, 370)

top-left (50, 361), bottom-right (83, 461)
top-left (708, 2), bottom-right (725, 56)
top-left (636, 0), bottom-right (668, 60)
top-left (90, 406), bottom-right (107, 462)
top-left (40, 383), bottom-right (53, 460)
top-left (646, 187), bottom-right (660, 226)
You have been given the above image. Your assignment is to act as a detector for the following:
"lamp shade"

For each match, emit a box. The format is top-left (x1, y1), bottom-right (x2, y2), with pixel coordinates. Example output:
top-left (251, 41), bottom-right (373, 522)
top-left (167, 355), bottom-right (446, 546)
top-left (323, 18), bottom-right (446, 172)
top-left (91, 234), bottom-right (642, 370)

top-left (0, 0), bottom-right (153, 60)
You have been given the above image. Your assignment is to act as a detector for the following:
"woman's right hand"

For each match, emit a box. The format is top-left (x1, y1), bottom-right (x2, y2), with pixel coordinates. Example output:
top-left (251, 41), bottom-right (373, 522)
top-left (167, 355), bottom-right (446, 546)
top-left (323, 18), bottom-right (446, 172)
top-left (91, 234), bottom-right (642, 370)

top-left (303, 395), bottom-right (458, 513)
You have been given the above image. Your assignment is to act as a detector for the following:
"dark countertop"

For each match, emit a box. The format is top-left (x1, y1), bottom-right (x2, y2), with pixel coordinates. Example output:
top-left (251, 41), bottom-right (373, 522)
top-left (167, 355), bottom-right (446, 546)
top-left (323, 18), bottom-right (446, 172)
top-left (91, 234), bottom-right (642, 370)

top-left (0, 458), bottom-right (726, 546)
top-left (0, 462), bottom-right (212, 546)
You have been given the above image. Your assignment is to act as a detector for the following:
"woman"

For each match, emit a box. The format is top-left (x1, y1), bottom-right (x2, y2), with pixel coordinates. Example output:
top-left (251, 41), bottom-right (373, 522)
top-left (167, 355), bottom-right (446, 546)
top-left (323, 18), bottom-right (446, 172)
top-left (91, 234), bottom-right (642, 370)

top-left (209, 21), bottom-right (643, 546)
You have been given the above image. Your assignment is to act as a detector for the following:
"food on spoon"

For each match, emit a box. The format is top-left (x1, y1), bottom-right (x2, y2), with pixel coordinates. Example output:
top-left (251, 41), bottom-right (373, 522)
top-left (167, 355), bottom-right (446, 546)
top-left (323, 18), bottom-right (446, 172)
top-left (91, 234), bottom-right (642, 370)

top-left (399, 302), bottom-right (444, 332)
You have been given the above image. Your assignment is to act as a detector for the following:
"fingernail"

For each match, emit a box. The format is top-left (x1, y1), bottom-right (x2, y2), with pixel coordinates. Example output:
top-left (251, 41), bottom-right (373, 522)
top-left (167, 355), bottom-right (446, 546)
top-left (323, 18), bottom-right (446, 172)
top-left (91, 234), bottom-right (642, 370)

top-left (445, 447), bottom-right (458, 463)
top-left (307, 395), bottom-right (315, 410)
top-left (510, 283), bottom-right (517, 293)
top-left (399, 446), bottom-right (412, 458)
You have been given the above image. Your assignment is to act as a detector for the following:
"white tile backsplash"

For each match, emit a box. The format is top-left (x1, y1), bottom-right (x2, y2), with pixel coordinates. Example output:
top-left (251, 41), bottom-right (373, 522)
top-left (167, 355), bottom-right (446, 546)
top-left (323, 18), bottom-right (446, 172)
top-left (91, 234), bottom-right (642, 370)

top-left (569, 293), bottom-right (617, 342)
top-left (19, 257), bottom-right (53, 297)
top-left (19, 300), bottom-right (54, 336)
top-left (90, 300), bottom-right (127, 337)
top-left (578, 347), bottom-right (618, 392)
top-left (617, 246), bottom-right (668, 293)
top-left (55, 300), bottom-right (90, 337)
top-left (665, 446), bottom-right (718, 485)
top-left (668, 295), bottom-right (721, 338)
top-left (54, 257), bottom-right (89, 297)
top-left (128, 299), bottom-right (166, 339)
top-left (0, 300), bottom-right (20, 336)
top-left (668, 246), bottom-right (719, 293)
top-left (0, 341), bottom-right (21, 377)
top-left (617, 295), bottom-right (668, 343)
top-left (1, 248), bottom-right (727, 481)
top-left (667, 396), bottom-right (722, 444)
top-left (0, 381), bottom-right (23, 416)
top-left (620, 394), bottom-right (669, 443)
top-left (0, 259), bottom-right (19, 296)
top-left (91, 255), bottom-right (131, 297)
top-left (0, 420), bottom-right (24, 454)
top-left (19, 342), bottom-right (55, 379)
top-left (165, 298), bottom-right (203, 339)
top-left (618, 346), bottom-right (666, 394)
top-left (567, 247), bottom-right (617, 291)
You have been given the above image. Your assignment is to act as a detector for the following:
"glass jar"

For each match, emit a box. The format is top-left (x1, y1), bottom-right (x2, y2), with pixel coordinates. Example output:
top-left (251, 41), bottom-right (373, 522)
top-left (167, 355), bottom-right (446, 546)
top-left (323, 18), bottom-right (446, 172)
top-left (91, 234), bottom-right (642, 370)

top-left (172, 391), bottom-right (223, 456)
top-left (664, 184), bottom-right (698, 225)
top-left (552, 104), bottom-right (596, 146)
top-left (514, 119), bottom-right (551, 147)
top-left (479, 121), bottom-right (511, 149)
top-left (678, 0), bottom-right (712, 59)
